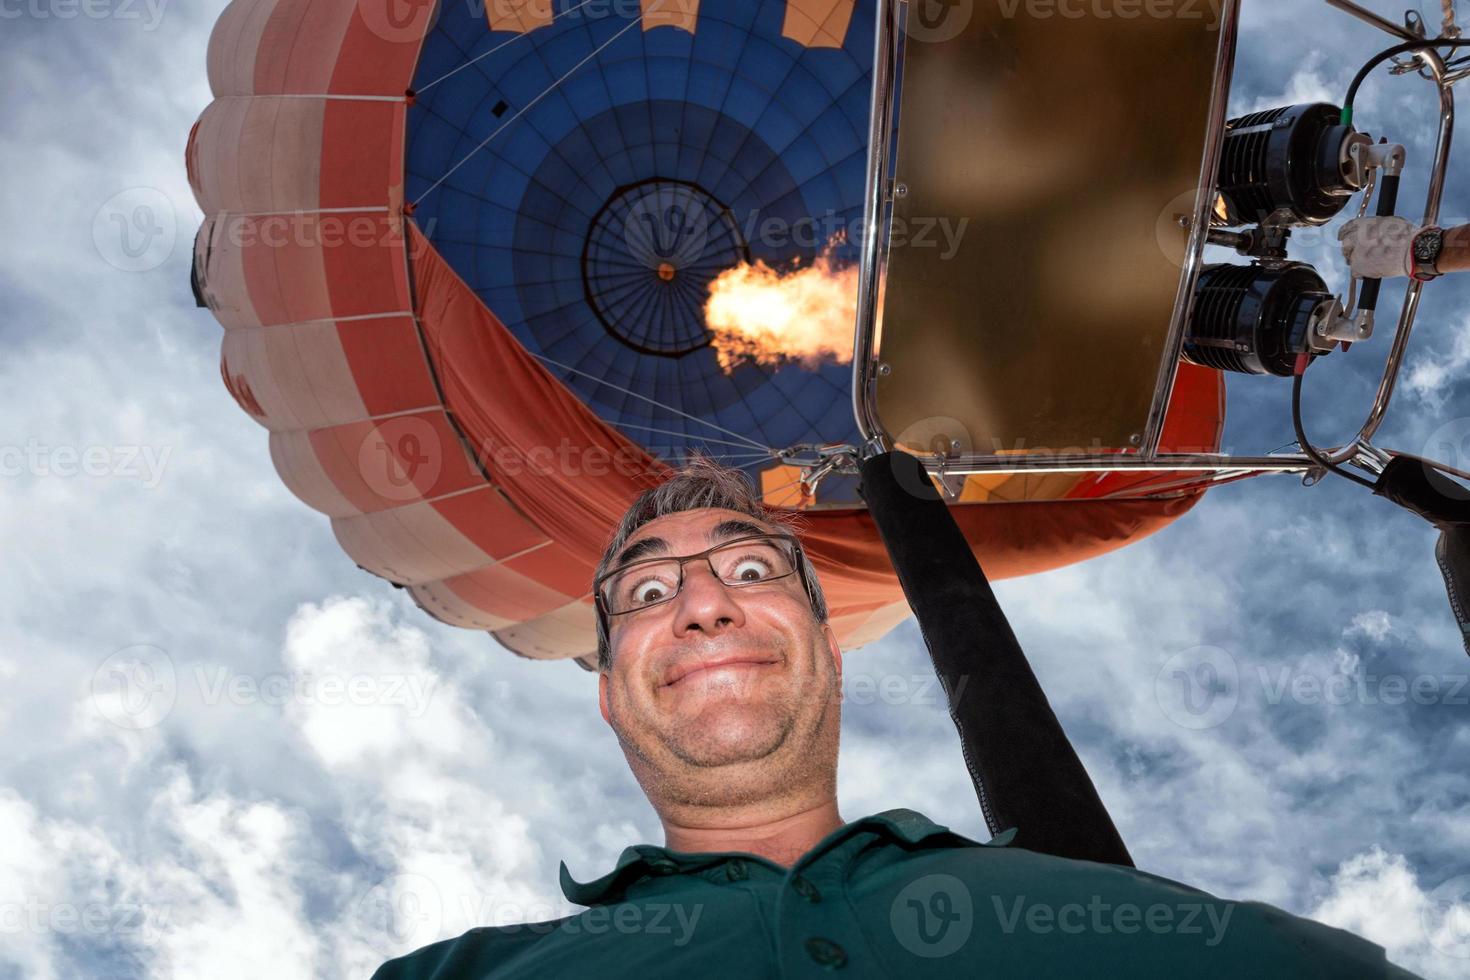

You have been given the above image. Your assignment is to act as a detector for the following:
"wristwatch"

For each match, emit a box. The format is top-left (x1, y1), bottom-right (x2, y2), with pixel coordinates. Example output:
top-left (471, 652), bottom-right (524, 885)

top-left (1411, 226), bottom-right (1444, 282)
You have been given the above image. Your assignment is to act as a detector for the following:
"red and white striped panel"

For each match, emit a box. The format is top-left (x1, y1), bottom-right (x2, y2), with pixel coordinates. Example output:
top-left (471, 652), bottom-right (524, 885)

top-left (189, 0), bottom-right (598, 654)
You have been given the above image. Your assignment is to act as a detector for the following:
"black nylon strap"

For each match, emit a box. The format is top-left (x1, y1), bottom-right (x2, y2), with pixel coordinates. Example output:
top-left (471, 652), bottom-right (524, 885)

top-left (858, 451), bottom-right (1134, 867)
top-left (1375, 455), bottom-right (1470, 656)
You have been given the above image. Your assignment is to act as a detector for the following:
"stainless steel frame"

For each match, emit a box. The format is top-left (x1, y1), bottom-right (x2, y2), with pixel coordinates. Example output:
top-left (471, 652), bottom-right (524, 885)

top-left (1324, 44), bottom-right (1456, 464)
top-left (851, 0), bottom-right (900, 459)
top-left (847, 0), bottom-right (1462, 490)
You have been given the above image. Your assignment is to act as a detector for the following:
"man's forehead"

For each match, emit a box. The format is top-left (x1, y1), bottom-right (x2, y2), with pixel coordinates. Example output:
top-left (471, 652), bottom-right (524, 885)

top-left (621, 507), bottom-right (776, 552)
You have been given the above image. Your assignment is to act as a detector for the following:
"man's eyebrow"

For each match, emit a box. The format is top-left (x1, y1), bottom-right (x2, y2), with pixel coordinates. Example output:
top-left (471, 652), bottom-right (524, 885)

top-left (614, 520), bottom-right (773, 568)
top-left (710, 519), bottom-right (772, 542)
top-left (615, 535), bottom-right (669, 567)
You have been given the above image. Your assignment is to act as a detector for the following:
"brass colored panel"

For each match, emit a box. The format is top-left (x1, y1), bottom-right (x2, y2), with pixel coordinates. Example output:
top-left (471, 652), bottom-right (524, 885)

top-left (644, 0), bottom-right (700, 33)
top-left (876, 4), bottom-right (1225, 456)
top-left (485, 0), bottom-right (554, 34)
top-left (782, 0), bottom-right (856, 48)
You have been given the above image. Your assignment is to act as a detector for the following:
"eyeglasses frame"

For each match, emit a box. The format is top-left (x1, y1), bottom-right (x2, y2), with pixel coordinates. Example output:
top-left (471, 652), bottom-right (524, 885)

top-left (593, 532), bottom-right (813, 631)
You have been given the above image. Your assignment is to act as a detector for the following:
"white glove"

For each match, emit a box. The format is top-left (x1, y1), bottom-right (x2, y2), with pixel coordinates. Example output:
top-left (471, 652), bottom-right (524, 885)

top-left (1337, 215), bottom-right (1417, 280)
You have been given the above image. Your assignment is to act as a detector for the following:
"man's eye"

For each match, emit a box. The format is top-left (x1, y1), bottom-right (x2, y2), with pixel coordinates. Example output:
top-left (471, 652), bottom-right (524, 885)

top-left (630, 578), bottom-right (670, 605)
top-left (730, 557), bottom-right (773, 582)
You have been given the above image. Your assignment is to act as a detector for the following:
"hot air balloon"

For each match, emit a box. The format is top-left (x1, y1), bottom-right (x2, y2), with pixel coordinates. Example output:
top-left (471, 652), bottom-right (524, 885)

top-left (187, 0), bottom-right (1232, 669)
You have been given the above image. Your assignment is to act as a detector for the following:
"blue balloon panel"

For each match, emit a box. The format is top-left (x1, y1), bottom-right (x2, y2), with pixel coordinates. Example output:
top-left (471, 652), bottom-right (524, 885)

top-left (405, 1), bottom-right (873, 485)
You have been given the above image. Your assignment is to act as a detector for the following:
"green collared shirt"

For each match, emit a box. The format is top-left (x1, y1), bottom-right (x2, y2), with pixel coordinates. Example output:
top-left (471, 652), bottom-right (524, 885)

top-left (370, 809), bottom-right (1416, 979)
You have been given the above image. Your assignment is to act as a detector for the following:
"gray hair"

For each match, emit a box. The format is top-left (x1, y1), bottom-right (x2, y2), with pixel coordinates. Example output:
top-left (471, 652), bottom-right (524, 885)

top-left (594, 458), bottom-right (828, 670)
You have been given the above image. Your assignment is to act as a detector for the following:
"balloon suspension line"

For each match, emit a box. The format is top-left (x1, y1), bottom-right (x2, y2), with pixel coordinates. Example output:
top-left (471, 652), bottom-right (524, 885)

top-left (529, 352), bottom-right (781, 462)
top-left (415, 0), bottom-right (605, 94)
top-left (609, 422), bottom-right (778, 454)
top-left (413, 14), bottom-right (646, 208)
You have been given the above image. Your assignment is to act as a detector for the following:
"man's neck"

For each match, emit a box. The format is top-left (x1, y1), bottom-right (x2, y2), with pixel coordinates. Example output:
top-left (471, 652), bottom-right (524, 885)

top-left (658, 798), bottom-right (844, 867)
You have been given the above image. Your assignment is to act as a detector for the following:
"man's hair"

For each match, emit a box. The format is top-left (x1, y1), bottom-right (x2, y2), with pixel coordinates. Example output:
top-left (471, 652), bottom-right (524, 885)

top-left (594, 458), bottom-right (829, 670)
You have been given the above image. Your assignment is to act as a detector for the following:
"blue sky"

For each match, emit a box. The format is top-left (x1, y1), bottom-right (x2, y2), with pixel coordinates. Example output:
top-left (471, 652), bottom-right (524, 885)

top-left (2, 1), bottom-right (1469, 978)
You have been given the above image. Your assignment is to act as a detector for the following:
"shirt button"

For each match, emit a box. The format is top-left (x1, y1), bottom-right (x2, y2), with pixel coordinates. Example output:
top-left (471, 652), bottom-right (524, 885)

top-left (792, 875), bottom-right (822, 903)
top-left (725, 859), bottom-right (749, 882)
top-left (805, 937), bottom-right (847, 969)
top-left (648, 859), bottom-right (678, 876)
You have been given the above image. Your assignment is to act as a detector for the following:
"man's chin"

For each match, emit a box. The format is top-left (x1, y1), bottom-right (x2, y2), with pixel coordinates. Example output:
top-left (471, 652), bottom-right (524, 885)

top-left (663, 701), bottom-right (790, 768)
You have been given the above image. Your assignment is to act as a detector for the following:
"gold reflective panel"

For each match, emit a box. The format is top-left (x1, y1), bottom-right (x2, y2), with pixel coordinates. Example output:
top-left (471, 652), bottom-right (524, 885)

top-left (875, 2), bottom-right (1229, 456)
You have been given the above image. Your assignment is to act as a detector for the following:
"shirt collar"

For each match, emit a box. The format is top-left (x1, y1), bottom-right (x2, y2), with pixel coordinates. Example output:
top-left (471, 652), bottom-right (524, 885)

top-left (559, 809), bottom-right (1015, 907)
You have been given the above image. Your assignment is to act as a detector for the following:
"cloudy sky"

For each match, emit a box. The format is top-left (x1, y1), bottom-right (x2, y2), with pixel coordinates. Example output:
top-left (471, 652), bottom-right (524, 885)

top-left (3, 1), bottom-right (1470, 978)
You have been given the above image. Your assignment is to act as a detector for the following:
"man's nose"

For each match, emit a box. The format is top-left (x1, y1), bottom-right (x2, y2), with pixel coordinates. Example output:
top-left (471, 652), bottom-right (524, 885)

top-left (671, 560), bottom-right (746, 637)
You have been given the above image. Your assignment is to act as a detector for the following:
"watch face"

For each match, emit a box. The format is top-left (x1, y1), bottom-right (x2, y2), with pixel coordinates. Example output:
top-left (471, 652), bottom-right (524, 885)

top-left (1415, 229), bottom-right (1443, 262)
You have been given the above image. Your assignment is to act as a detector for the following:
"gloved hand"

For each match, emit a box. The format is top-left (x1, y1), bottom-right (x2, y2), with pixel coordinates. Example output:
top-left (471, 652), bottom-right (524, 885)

top-left (1337, 215), bottom-right (1417, 279)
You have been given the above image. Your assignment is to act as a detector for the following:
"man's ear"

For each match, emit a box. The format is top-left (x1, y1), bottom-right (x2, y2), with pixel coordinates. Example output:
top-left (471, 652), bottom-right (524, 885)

top-left (598, 670), bottom-right (612, 727)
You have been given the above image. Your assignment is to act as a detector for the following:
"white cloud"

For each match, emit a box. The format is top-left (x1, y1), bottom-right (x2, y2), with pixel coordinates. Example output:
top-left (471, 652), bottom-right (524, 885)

top-left (283, 596), bottom-right (461, 768)
top-left (1311, 847), bottom-right (1470, 979)
top-left (1346, 609), bottom-right (1395, 643)
top-left (0, 775), bottom-right (319, 980)
top-left (1246, 49), bottom-right (1337, 113)
top-left (1404, 314), bottom-right (1470, 410)
top-left (2, 594), bottom-right (617, 980)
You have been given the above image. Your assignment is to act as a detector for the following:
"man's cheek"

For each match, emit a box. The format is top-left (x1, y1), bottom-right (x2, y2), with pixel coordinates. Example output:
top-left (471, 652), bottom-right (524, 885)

top-left (610, 632), bottom-right (658, 687)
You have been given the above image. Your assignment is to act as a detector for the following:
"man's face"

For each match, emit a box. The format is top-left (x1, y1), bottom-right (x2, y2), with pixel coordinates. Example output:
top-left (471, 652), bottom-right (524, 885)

top-left (598, 508), bottom-right (842, 792)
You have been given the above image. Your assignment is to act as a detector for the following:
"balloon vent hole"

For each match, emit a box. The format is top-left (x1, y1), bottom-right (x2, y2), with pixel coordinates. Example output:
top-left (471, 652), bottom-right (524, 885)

top-left (582, 178), bottom-right (749, 357)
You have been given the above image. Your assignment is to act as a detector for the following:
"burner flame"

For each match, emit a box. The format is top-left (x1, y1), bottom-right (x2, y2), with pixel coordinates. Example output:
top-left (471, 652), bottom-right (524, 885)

top-left (703, 252), bottom-right (858, 373)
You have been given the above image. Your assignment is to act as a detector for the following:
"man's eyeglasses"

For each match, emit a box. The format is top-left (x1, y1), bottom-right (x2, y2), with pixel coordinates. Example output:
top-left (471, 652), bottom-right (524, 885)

top-left (595, 533), bottom-right (806, 619)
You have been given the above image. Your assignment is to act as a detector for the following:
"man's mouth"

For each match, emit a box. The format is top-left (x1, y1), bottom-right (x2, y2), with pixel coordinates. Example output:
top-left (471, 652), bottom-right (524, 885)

top-left (661, 653), bottom-right (781, 688)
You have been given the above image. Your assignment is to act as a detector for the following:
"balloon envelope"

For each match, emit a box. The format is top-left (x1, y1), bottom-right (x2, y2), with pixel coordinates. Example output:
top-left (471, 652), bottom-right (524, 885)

top-left (188, 0), bottom-right (1225, 664)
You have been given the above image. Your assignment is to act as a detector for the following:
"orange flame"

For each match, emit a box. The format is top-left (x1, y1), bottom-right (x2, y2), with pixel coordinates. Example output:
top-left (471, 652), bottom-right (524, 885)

top-left (703, 253), bottom-right (858, 373)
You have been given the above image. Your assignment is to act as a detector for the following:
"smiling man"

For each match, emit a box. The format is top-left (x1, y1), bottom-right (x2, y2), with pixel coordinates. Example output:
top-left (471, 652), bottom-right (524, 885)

top-left (593, 498), bottom-right (844, 870)
top-left (371, 460), bottom-right (1421, 979)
